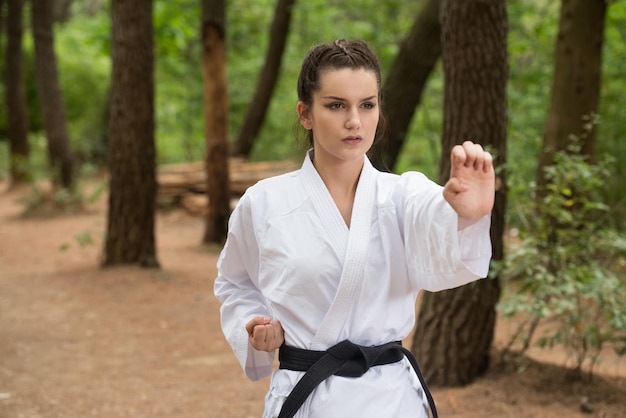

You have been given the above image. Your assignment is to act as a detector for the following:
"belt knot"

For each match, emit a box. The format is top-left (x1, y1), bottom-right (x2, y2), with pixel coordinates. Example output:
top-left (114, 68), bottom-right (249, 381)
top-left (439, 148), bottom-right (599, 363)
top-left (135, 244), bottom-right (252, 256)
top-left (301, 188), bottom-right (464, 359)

top-left (327, 340), bottom-right (388, 377)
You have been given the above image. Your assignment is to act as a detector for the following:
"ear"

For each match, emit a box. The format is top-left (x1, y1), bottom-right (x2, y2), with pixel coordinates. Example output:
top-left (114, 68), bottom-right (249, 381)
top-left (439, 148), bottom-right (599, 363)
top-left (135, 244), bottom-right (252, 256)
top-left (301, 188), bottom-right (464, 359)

top-left (297, 101), bottom-right (312, 130)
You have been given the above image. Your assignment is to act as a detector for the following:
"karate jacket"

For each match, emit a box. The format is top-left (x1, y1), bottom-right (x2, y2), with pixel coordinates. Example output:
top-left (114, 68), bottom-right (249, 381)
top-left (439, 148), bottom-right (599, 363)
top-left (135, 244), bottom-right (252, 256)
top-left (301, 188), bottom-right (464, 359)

top-left (214, 151), bottom-right (492, 418)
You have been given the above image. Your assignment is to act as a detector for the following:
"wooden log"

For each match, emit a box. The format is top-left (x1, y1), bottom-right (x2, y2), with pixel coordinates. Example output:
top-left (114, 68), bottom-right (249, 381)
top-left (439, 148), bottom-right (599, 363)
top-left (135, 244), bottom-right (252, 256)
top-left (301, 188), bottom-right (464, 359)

top-left (157, 158), bottom-right (299, 213)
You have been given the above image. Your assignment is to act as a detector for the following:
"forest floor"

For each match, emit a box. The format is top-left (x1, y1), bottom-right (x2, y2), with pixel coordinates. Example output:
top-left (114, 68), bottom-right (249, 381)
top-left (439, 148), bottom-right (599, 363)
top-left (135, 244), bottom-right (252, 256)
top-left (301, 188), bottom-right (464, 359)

top-left (1, 179), bottom-right (625, 418)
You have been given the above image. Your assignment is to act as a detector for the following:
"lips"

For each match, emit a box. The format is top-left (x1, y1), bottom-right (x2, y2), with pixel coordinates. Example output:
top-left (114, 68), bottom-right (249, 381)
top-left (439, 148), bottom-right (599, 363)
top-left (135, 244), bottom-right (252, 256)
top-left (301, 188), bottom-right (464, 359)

top-left (342, 136), bottom-right (363, 144)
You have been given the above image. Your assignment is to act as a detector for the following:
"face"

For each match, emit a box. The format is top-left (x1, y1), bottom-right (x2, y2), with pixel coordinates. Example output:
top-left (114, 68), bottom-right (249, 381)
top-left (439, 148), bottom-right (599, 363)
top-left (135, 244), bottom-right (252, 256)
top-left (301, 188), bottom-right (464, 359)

top-left (297, 68), bottom-right (380, 167)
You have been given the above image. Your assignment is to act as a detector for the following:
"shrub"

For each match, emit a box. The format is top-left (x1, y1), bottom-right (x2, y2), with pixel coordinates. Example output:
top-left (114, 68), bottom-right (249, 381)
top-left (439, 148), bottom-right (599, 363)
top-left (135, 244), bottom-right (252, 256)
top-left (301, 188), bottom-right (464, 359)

top-left (495, 130), bottom-right (626, 377)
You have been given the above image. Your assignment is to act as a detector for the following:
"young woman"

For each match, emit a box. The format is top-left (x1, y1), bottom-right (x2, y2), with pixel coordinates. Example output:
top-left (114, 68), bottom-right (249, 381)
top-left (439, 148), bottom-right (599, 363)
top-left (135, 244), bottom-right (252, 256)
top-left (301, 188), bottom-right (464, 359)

top-left (214, 39), bottom-right (494, 418)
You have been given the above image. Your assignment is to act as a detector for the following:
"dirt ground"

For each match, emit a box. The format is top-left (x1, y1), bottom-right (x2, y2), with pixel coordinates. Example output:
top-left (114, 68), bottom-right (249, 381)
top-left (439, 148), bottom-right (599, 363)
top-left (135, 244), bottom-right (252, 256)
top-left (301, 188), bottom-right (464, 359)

top-left (1, 181), bottom-right (625, 418)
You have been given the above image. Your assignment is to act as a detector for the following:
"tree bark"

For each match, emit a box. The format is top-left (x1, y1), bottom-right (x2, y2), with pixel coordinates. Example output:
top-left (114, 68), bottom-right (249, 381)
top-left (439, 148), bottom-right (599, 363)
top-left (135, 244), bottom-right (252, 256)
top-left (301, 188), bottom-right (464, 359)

top-left (232, 0), bottom-right (295, 158)
top-left (0, 0), bottom-right (5, 54)
top-left (5, 0), bottom-right (31, 185)
top-left (413, 0), bottom-right (507, 387)
top-left (53, 0), bottom-right (73, 22)
top-left (371, 0), bottom-right (441, 172)
top-left (536, 0), bottom-right (606, 191)
top-left (31, 0), bottom-right (75, 190)
top-left (201, 0), bottom-right (230, 244)
top-left (104, 0), bottom-right (159, 268)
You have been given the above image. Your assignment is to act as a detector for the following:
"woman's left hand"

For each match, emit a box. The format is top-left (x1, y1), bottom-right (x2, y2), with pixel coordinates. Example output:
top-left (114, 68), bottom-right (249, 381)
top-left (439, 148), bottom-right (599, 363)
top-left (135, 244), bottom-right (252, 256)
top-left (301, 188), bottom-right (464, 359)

top-left (443, 141), bottom-right (495, 227)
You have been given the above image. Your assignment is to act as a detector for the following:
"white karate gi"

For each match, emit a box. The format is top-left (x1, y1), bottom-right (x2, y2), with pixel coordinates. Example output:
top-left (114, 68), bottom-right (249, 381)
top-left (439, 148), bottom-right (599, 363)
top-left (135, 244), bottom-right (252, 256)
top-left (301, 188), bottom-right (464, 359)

top-left (214, 151), bottom-right (492, 418)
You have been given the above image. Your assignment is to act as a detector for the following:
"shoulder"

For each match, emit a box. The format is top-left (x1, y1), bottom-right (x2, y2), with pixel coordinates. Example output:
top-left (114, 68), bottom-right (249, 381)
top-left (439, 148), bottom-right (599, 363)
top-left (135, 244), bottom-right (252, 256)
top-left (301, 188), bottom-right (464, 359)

top-left (236, 169), bottom-right (307, 217)
top-left (245, 169), bottom-right (302, 200)
top-left (375, 169), bottom-right (440, 201)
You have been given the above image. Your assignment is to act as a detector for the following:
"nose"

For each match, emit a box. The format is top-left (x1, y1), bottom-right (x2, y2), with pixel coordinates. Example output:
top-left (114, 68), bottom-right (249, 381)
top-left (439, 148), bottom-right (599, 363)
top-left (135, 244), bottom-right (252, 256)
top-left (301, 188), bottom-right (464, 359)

top-left (345, 108), bottom-right (361, 130)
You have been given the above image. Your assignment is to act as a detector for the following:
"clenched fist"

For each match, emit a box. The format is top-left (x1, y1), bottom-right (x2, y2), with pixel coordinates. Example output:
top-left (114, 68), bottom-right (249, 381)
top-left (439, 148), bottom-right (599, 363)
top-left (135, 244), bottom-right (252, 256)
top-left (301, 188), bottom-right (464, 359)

top-left (245, 316), bottom-right (284, 352)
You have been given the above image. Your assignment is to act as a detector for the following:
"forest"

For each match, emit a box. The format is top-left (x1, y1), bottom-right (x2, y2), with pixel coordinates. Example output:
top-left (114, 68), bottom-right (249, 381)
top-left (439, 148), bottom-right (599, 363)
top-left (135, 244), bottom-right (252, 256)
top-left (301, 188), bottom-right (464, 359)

top-left (2, 1), bottom-right (625, 201)
top-left (1, 0), bottom-right (626, 417)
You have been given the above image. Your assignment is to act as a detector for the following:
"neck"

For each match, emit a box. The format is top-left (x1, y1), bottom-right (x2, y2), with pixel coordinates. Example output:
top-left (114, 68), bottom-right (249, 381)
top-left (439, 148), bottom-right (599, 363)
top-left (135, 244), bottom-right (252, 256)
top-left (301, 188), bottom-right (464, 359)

top-left (311, 152), bottom-right (364, 196)
top-left (311, 151), bottom-right (363, 228)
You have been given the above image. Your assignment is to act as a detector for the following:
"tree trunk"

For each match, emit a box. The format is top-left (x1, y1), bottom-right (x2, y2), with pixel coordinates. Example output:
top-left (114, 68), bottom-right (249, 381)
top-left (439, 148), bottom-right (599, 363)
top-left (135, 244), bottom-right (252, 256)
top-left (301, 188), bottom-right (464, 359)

top-left (53, 0), bottom-right (73, 22)
top-left (103, 0), bottom-right (159, 268)
top-left (371, 0), bottom-right (441, 172)
top-left (0, 0), bottom-right (5, 53)
top-left (536, 0), bottom-right (606, 191)
top-left (201, 0), bottom-right (230, 244)
top-left (31, 0), bottom-right (75, 190)
top-left (413, 0), bottom-right (507, 387)
top-left (5, 0), bottom-right (31, 185)
top-left (232, 0), bottom-right (295, 158)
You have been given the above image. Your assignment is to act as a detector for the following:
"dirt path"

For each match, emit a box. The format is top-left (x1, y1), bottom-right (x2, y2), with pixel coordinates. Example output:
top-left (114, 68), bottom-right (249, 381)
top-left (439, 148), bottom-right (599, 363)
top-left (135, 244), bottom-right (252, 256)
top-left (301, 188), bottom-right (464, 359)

top-left (1, 182), bottom-right (625, 418)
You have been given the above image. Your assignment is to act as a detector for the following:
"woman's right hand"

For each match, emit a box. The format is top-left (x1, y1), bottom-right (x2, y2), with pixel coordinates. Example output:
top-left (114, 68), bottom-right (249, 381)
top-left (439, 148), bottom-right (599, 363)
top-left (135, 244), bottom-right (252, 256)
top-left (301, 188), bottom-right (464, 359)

top-left (245, 316), bottom-right (284, 352)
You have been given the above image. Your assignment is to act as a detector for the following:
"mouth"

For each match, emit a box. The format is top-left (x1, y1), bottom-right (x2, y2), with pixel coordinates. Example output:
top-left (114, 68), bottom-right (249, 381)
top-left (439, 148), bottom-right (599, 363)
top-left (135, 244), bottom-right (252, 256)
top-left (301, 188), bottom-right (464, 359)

top-left (342, 136), bottom-right (363, 144)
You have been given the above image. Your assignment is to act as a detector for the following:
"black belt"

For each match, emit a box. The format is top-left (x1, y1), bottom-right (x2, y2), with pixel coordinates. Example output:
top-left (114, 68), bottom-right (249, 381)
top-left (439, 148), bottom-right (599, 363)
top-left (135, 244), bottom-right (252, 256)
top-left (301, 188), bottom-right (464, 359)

top-left (277, 340), bottom-right (438, 418)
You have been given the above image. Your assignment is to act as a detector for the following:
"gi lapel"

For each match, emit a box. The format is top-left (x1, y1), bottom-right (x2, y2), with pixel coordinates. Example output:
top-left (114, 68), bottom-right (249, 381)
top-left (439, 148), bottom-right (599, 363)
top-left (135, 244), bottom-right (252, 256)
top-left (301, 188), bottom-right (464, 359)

top-left (300, 151), bottom-right (349, 262)
top-left (308, 156), bottom-right (377, 349)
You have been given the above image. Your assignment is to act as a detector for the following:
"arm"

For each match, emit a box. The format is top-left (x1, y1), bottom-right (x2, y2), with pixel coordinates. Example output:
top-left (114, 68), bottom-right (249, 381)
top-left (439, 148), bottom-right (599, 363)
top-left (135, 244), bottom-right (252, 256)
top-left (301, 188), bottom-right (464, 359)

top-left (214, 194), bottom-right (281, 381)
top-left (398, 141), bottom-right (494, 291)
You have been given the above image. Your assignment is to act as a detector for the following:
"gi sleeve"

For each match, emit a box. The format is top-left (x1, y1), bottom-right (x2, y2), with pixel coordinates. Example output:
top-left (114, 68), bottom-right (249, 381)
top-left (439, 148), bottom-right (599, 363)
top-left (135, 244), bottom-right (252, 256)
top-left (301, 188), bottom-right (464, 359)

top-left (398, 172), bottom-right (492, 292)
top-left (214, 193), bottom-right (275, 381)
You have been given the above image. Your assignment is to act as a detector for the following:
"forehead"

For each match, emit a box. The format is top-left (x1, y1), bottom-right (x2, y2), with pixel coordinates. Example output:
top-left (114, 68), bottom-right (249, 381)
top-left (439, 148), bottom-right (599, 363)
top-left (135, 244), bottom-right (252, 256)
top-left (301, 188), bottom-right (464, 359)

top-left (316, 68), bottom-right (379, 98)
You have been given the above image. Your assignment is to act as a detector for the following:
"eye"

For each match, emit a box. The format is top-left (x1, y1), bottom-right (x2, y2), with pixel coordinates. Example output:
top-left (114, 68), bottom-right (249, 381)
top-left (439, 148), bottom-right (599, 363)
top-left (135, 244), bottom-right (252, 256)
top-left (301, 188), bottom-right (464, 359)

top-left (326, 102), bottom-right (344, 110)
top-left (361, 102), bottom-right (376, 110)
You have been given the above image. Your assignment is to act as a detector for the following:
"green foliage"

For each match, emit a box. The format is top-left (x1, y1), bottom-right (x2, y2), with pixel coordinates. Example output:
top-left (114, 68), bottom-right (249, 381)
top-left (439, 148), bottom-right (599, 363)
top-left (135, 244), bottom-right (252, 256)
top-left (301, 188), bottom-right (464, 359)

top-left (596, 2), bottom-right (626, 221)
top-left (5, 153), bottom-right (33, 182)
top-left (2, 0), bottom-right (626, 226)
top-left (18, 184), bottom-right (82, 217)
top-left (55, 13), bottom-right (111, 164)
top-left (505, 0), bottom-right (558, 195)
top-left (227, 0), bottom-right (422, 162)
top-left (494, 129), bottom-right (626, 376)
top-left (393, 62), bottom-right (443, 179)
top-left (59, 230), bottom-right (98, 252)
top-left (154, 0), bottom-right (204, 165)
top-left (17, 172), bottom-right (106, 218)
top-left (505, 0), bottom-right (626, 228)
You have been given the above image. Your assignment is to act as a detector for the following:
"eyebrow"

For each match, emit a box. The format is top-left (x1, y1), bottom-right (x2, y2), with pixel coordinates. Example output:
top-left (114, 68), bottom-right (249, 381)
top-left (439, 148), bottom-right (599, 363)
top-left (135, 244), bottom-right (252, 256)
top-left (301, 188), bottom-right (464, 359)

top-left (321, 95), bottom-right (378, 102)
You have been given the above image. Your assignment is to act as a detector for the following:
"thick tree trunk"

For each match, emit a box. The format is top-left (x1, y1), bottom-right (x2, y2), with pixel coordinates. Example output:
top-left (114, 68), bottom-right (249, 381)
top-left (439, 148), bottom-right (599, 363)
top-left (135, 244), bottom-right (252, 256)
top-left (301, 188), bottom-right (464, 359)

top-left (5, 0), bottom-right (31, 185)
top-left (104, 0), bottom-right (159, 268)
top-left (413, 0), bottom-right (507, 387)
top-left (371, 0), bottom-right (441, 172)
top-left (232, 0), bottom-right (295, 158)
top-left (536, 0), bottom-right (606, 191)
top-left (31, 0), bottom-right (75, 190)
top-left (201, 0), bottom-right (230, 244)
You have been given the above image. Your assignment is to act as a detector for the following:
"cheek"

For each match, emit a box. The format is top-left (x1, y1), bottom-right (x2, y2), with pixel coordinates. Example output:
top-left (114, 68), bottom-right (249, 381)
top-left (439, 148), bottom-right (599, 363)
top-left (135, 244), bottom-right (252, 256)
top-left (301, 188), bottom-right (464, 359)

top-left (366, 113), bottom-right (380, 129)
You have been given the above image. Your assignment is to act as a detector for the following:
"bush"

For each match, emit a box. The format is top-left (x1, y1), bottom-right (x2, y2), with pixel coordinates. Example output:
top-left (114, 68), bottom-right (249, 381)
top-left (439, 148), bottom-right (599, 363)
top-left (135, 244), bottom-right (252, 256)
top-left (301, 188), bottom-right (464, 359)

top-left (495, 129), bottom-right (626, 377)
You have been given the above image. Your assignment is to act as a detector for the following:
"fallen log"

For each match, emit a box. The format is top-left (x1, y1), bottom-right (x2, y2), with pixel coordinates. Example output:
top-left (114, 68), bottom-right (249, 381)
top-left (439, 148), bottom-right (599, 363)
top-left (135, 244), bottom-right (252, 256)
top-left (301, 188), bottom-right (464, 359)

top-left (157, 158), bottom-right (299, 214)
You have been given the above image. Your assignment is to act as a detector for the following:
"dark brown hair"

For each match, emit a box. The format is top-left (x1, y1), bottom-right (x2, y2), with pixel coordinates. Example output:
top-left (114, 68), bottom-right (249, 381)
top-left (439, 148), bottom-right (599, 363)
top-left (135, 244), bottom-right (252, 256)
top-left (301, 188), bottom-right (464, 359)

top-left (296, 39), bottom-right (386, 146)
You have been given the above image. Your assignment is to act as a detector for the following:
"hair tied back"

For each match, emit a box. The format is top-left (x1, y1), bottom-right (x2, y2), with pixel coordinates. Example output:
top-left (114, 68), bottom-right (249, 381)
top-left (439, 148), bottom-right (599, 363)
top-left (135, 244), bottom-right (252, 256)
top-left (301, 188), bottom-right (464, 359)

top-left (334, 39), bottom-right (351, 56)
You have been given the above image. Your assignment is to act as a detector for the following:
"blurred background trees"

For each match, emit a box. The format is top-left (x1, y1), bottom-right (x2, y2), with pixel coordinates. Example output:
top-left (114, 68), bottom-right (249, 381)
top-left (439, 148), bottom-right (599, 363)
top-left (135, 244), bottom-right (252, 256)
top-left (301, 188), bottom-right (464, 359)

top-left (1, 0), bottom-right (625, 386)
top-left (1, 0), bottom-right (624, 225)
top-left (4, 0), bottom-right (30, 184)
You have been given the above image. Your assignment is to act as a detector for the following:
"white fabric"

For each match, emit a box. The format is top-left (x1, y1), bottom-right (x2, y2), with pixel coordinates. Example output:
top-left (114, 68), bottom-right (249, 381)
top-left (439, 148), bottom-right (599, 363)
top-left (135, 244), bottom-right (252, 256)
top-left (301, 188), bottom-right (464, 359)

top-left (214, 151), bottom-right (492, 418)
